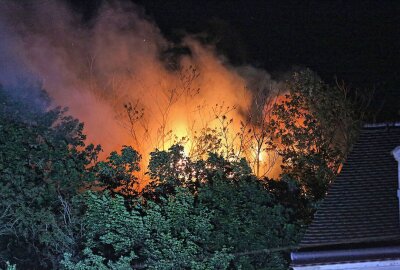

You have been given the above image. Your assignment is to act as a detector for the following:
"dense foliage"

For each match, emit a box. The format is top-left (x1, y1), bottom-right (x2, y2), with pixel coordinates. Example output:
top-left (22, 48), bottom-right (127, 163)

top-left (145, 146), bottom-right (301, 269)
top-left (0, 84), bottom-right (101, 269)
top-left (0, 70), bottom-right (362, 269)
top-left (62, 188), bottom-right (233, 270)
top-left (271, 70), bottom-right (362, 202)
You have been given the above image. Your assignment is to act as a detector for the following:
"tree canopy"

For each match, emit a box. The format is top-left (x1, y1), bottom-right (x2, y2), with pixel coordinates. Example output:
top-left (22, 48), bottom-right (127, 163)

top-left (0, 69), bottom-right (363, 269)
top-left (0, 84), bottom-right (100, 269)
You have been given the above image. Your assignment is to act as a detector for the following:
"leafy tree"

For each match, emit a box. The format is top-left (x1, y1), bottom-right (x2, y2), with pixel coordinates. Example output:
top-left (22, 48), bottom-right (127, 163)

top-left (198, 165), bottom-right (299, 269)
top-left (145, 145), bottom-right (300, 269)
top-left (0, 84), bottom-right (100, 269)
top-left (94, 146), bottom-right (141, 200)
top-left (264, 176), bottom-right (312, 224)
top-left (3, 69), bottom-right (364, 270)
top-left (61, 191), bottom-right (145, 270)
top-left (271, 70), bottom-right (362, 201)
top-left (67, 143), bottom-right (300, 270)
top-left (143, 188), bottom-right (232, 270)
top-left (145, 144), bottom-right (209, 198)
top-left (62, 189), bottom-right (233, 270)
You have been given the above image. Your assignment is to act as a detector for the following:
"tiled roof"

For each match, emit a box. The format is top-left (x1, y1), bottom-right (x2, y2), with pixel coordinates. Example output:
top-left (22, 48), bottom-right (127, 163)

top-left (300, 124), bottom-right (400, 248)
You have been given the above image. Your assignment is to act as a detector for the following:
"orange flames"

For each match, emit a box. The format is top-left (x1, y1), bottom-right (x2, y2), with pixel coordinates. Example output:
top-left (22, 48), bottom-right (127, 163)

top-left (0, 1), bottom-right (285, 181)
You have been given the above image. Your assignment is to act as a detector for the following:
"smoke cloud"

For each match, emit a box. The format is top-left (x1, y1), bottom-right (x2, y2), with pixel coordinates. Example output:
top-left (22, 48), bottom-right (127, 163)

top-left (0, 0), bottom-right (283, 178)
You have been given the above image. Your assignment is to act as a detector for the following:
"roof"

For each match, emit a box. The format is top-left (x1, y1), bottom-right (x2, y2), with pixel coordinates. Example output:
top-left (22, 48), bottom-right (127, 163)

top-left (300, 124), bottom-right (400, 248)
top-left (291, 124), bottom-right (400, 267)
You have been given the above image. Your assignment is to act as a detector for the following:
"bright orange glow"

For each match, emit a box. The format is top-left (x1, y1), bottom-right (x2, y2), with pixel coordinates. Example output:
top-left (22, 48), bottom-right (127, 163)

top-left (1, 2), bottom-right (292, 184)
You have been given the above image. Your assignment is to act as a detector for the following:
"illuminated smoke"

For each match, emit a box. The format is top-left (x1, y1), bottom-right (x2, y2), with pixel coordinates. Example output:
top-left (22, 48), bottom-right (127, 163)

top-left (0, 0), bottom-right (283, 179)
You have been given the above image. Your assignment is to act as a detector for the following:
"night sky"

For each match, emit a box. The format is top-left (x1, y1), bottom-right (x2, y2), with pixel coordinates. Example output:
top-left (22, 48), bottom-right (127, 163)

top-left (68, 1), bottom-right (400, 120)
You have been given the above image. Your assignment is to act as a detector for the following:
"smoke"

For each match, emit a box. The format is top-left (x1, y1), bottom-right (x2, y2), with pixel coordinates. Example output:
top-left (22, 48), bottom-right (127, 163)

top-left (0, 0), bottom-right (283, 177)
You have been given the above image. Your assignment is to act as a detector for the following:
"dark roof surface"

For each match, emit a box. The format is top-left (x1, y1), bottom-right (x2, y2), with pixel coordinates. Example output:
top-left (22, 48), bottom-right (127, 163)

top-left (300, 124), bottom-right (400, 248)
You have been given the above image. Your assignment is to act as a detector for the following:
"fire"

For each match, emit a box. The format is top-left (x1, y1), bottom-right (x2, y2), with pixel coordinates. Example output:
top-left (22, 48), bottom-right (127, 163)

top-left (169, 121), bottom-right (192, 155)
top-left (0, 1), bottom-right (286, 182)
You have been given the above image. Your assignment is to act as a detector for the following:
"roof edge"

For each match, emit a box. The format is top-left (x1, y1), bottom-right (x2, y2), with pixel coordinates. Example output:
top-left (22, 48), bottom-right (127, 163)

top-left (363, 122), bottom-right (400, 129)
top-left (299, 236), bottom-right (400, 250)
top-left (291, 245), bottom-right (400, 267)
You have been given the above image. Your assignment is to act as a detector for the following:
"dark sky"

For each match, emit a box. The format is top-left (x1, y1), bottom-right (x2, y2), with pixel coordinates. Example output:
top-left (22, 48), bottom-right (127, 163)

top-left (69, 0), bottom-right (400, 120)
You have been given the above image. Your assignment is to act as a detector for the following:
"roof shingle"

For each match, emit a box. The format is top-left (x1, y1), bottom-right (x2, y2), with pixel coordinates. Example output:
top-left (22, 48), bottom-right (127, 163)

top-left (300, 125), bottom-right (400, 248)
